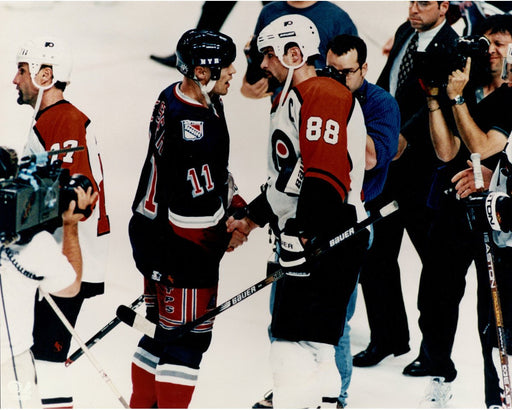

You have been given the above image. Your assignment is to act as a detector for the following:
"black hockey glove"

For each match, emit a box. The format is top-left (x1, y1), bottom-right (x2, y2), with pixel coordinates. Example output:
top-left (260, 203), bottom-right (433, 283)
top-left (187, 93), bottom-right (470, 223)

top-left (464, 193), bottom-right (488, 232)
top-left (485, 191), bottom-right (512, 233)
top-left (279, 231), bottom-right (310, 277)
top-left (465, 191), bottom-right (512, 233)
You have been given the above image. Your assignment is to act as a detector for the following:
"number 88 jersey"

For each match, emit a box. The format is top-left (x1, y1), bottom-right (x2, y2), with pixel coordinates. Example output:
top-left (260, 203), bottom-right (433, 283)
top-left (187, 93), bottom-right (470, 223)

top-left (265, 76), bottom-right (354, 233)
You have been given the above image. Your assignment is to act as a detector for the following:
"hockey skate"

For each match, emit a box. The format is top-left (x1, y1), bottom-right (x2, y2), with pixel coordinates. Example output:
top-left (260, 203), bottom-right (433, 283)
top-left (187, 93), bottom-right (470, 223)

top-left (252, 391), bottom-right (345, 409)
top-left (252, 390), bottom-right (273, 409)
top-left (420, 377), bottom-right (453, 408)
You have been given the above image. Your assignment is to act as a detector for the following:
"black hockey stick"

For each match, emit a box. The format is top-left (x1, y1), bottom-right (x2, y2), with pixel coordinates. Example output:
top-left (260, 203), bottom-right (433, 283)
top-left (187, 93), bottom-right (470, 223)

top-left (482, 231), bottom-right (512, 408)
top-left (117, 200), bottom-right (399, 343)
top-left (470, 153), bottom-right (511, 408)
top-left (65, 295), bottom-right (144, 366)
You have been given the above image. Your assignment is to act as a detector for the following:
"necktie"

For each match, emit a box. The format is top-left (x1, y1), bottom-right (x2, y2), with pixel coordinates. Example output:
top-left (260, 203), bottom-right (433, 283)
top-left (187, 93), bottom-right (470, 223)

top-left (397, 32), bottom-right (419, 92)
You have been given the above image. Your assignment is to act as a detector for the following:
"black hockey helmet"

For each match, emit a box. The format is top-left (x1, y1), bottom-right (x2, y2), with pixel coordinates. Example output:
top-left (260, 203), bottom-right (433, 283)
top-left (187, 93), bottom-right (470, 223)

top-left (176, 29), bottom-right (236, 81)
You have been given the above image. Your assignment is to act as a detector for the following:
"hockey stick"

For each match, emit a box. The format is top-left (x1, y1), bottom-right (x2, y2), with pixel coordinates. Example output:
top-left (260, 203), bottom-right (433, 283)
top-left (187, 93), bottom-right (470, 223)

top-left (471, 153), bottom-right (512, 408)
top-left (65, 294), bottom-right (144, 366)
top-left (40, 291), bottom-right (130, 409)
top-left (0, 272), bottom-right (23, 409)
top-left (117, 200), bottom-right (399, 343)
top-left (117, 267), bottom-right (286, 343)
top-left (482, 231), bottom-right (512, 408)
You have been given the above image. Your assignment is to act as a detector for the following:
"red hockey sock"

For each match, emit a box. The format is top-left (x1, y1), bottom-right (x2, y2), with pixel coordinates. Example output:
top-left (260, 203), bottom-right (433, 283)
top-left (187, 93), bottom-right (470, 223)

top-left (130, 363), bottom-right (157, 408)
top-left (156, 381), bottom-right (195, 408)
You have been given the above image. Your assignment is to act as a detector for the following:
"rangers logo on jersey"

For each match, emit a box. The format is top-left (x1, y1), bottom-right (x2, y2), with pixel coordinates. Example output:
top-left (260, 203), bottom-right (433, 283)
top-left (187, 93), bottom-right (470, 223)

top-left (182, 120), bottom-right (204, 141)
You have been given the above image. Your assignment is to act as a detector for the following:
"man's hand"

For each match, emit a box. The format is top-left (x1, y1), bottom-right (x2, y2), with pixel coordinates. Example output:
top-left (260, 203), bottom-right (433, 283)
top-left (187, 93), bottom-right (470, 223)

top-left (418, 77), bottom-right (440, 98)
top-left (451, 159), bottom-right (493, 198)
top-left (393, 133), bottom-right (408, 160)
top-left (62, 186), bottom-right (98, 226)
top-left (225, 215), bottom-right (258, 252)
top-left (365, 135), bottom-right (378, 170)
top-left (240, 76), bottom-right (273, 99)
top-left (59, 186), bottom-right (97, 296)
top-left (447, 57), bottom-right (471, 99)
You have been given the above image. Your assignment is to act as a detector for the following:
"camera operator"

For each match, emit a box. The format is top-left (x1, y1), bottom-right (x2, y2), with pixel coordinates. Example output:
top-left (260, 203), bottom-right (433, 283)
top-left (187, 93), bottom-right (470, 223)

top-left (404, 14), bottom-right (512, 408)
top-left (12, 36), bottom-right (110, 408)
top-left (0, 146), bottom-right (98, 409)
top-left (352, 3), bottom-right (458, 381)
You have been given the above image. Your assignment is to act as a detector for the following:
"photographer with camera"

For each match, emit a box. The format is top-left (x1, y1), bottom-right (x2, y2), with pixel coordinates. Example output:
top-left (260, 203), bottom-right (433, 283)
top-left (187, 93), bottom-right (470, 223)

top-left (351, 2), bottom-right (458, 377)
top-left (403, 14), bottom-right (512, 408)
top-left (12, 36), bottom-right (110, 408)
top-left (0, 146), bottom-right (98, 409)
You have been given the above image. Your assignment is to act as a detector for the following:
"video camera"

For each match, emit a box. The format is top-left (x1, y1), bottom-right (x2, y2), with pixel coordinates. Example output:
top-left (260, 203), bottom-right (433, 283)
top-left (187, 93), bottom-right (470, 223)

top-left (0, 146), bottom-right (93, 244)
top-left (414, 35), bottom-right (490, 88)
top-left (316, 65), bottom-right (347, 86)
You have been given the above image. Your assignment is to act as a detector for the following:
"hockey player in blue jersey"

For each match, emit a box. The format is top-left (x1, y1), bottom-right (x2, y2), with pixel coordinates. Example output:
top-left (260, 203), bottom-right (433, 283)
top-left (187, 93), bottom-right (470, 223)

top-left (128, 29), bottom-right (247, 408)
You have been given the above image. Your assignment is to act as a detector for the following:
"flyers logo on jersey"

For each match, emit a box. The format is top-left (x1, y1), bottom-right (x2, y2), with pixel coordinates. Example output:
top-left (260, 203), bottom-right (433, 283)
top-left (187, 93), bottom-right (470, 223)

top-left (181, 120), bottom-right (204, 141)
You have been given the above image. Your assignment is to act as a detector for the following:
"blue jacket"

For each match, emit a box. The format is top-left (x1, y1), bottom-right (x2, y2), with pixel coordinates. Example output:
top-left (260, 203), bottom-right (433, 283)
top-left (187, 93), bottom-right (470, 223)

top-left (355, 80), bottom-right (400, 202)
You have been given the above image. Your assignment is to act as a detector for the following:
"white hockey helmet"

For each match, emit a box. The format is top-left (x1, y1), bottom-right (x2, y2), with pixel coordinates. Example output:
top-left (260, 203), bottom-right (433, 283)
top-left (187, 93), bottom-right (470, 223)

top-left (16, 36), bottom-right (73, 86)
top-left (257, 14), bottom-right (320, 68)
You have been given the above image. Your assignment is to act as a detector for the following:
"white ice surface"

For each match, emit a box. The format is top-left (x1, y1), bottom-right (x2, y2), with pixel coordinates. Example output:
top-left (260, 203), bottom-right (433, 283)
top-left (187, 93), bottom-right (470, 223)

top-left (0, 1), bottom-right (486, 408)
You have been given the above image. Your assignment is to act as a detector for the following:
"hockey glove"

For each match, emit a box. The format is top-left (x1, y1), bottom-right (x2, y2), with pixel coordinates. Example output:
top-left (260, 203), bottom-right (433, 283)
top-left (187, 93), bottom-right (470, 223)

top-left (465, 193), bottom-right (491, 232)
top-left (485, 191), bottom-right (512, 233)
top-left (465, 191), bottom-right (512, 233)
top-left (279, 232), bottom-right (310, 277)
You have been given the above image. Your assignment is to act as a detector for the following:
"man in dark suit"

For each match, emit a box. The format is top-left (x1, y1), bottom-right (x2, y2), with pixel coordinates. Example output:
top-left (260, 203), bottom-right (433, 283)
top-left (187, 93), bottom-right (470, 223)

top-left (353, 1), bottom-right (459, 368)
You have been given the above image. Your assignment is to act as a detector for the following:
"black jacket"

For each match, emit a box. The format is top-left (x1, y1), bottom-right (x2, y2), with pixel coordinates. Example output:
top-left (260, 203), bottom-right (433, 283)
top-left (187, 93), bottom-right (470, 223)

top-left (377, 21), bottom-right (459, 166)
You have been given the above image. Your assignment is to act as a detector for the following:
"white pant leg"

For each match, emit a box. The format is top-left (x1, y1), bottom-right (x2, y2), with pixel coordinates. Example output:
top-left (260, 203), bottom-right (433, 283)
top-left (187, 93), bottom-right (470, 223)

top-left (270, 339), bottom-right (340, 408)
top-left (1, 350), bottom-right (41, 409)
top-left (34, 359), bottom-right (74, 408)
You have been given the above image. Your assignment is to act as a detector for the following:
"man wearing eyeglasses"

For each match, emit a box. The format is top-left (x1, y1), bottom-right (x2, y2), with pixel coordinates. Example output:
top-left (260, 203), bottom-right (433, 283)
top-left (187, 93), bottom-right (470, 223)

top-left (349, 0), bottom-right (458, 375)
top-left (325, 34), bottom-right (400, 408)
top-left (326, 35), bottom-right (400, 204)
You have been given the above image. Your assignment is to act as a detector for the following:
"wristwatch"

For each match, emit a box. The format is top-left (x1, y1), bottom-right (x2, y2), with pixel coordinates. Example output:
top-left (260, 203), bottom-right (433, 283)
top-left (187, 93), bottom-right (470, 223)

top-left (450, 95), bottom-right (465, 106)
